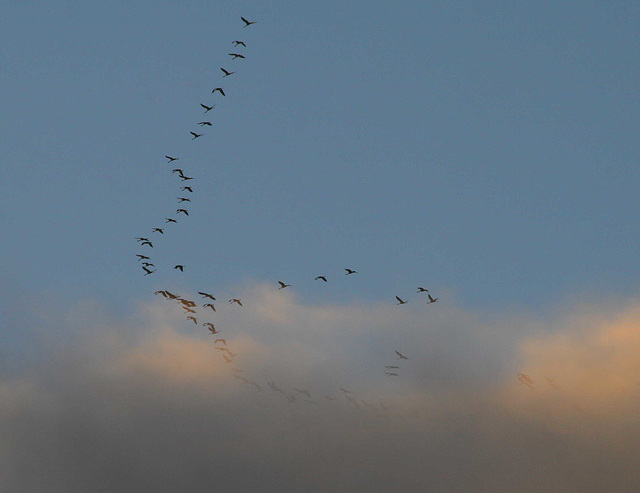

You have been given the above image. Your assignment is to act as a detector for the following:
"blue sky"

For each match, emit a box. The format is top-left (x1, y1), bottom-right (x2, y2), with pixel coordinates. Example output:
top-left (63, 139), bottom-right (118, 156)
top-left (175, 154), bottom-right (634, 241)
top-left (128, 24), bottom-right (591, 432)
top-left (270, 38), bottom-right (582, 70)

top-left (2, 1), bottom-right (639, 314)
top-left (2, 2), bottom-right (640, 491)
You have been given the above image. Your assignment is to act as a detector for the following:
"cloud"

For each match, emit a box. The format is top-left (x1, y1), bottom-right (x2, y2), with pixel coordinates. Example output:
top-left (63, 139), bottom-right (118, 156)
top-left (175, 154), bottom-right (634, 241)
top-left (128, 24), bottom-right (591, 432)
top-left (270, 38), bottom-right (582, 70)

top-left (1, 284), bottom-right (639, 492)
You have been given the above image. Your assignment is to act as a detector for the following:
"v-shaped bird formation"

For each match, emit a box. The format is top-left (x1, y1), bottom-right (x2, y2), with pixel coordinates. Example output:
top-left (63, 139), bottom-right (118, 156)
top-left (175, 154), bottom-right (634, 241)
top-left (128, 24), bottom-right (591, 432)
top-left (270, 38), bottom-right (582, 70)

top-left (126, 16), bottom-right (509, 415)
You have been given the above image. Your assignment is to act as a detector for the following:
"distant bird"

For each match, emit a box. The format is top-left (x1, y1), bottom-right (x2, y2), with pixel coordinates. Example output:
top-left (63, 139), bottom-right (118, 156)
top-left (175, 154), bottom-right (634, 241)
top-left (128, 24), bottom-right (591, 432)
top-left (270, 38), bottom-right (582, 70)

top-left (165, 218), bottom-right (177, 223)
top-left (345, 268), bottom-right (357, 275)
top-left (232, 41), bottom-right (246, 47)
top-left (212, 87), bottom-right (226, 96)
top-left (220, 67), bottom-right (235, 77)
top-left (223, 353), bottom-right (233, 363)
top-left (187, 316), bottom-right (197, 324)
top-left (215, 339), bottom-right (227, 345)
top-left (339, 387), bottom-right (355, 394)
top-left (385, 372), bottom-right (398, 377)
top-left (142, 266), bottom-right (154, 276)
top-left (136, 237), bottom-right (150, 242)
top-left (293, 388), bottom-right (311, 398)
top-left (198, 292), bottom-right (216, 300)
top-left (172, 168), bottom-right (184, 175)
top-left (177, 197), bottom-right (191, 203)
top-left (229, 298), bottom-right (243, 307)
top-left (190, 132), bottom-right (203, 140)
top-left (179, 299), bottom-right (196, 307)
top-left (164, 291), bottom-right (178, 299)
top-left (395, 350), bottom-right (409, 360)
top-left (545, 377), bottom-right (559, 390)
top-left (427, 294), bottom-right (439, 304)
top-left (203, 303), bottom-right (216, 311)
top-left (277, 281), bottom-right (291, 290)
top-left (140, 241), bottom-right (153, 248)
top-left (241, 16), bottom-right (256, 27)
top-left (517, 373), bottom-right (535, 390)
top-left (229, 53), bottom-right (245, 60)
top-left (417, 287), bottom-right (429, 293)
top-left (152, 228), bottom-right (164, 234)
top-left (165, 155), bottom-right (179, 162)
top-left (183, 307), bottom-right (196, 314)
top-left (204, 323), bottom-right (217, 334)
top-left (180, 176), bottom-right (194, 183)
top-left (180, 186), bottom-right (193, 193)
top-left (198, 121), bottom-right (212, 126)
top-left (201, 103), bottom-right (214, 113)
top-left (395, 296), bottom-right (407, 305)
top-left (385, 365), bottom-right (399, 369)
top-left (268, 382), bottom-right (284, 393)
top-left (154, 290), bottom-right (168, 298)
top-left (141, 262), bottom-right (154, 267)
top-left (136, 254), bottom-right (150, 261)
top-left (315, 276), bottom-right (328, 282)
top-left (174, 265), bottom-right (184, 272)
top-left (176, 209), bottom-right (189, 215)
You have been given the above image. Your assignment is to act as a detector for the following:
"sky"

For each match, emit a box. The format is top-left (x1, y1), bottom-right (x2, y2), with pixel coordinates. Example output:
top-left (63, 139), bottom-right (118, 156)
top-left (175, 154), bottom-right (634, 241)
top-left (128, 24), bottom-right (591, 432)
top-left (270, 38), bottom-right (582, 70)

top-left (1, 1), bottom-right (640, 491)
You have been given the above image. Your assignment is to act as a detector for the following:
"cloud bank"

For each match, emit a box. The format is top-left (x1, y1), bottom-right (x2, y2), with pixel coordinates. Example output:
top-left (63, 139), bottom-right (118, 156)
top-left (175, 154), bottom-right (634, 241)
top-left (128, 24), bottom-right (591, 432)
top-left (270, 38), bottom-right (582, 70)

top-left (1, 284), bottom-right (640, 492)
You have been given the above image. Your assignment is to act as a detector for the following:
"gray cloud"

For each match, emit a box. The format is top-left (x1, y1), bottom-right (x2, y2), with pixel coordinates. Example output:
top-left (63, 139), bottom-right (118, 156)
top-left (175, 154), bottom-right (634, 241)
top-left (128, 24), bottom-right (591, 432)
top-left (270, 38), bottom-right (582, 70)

top-left (1, 285), bottom-right (639, 492)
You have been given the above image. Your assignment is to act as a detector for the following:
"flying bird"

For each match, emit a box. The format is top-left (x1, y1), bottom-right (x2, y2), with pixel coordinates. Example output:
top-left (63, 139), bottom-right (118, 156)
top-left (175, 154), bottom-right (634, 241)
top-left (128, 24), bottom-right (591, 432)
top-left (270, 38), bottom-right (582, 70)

top-left (229, 53), bottom-right (245, 60)
top-left (172, 168), bottom-right (185, 176)
top-left (142, 266), bottom-right (155, 276)
top-left (165, 218), bottom-right (177, 223)
top-left (339, 387), bottom-right (355, 394)
top-left (385, 372), bottom-right (399, 377)
top-left (315, 276), bottom-right (328, 282)
top-left (395, 350), bottom-right (409, 360)
top-left (200, 103), bottom-right (214, 113)
top-left (277, 281), bottom-right (291, 289)
top-left (517, 373), bottom-right (535, 390)
top-left (180, 186), bottom-right (193, 193)
top-left (176, 209), bottom-right (189, 215)
top-left (427, 294), bottom-right (439, 304)
top-left (229, 298), bottom-right (243, 306)
top-left (395, 296), bottom-right (407, 305)
top-left (135, 237), bottom-right (150, 242)
top-left (190, 132), bottom-right (203, 140)
top-left (293, 389), bottom-right (311, 398)
top-left (182, 307), bottom-right (196, 314)
top-left (232, 40), bottom-right (246, 47)
top-left (198, 292), bottom-right (216, 300)
top-left (220, 67), bottom-right (235, 77)
top-left (417, 287), bottom-right (429, 293)
top-left (345, 268), bottom-right (357, 275)
top-left (385, 366), bottom-right (399, 369)
top-left (136, 254), bottom-right (150, 261)
top-left (241, 16), bottom-right (256, 27)
top-left (152, 228), bottom-right (164, 234)
top-left (140, 241), bottom-right (153, 248)
top-left (177, 197), bottom-right (191, 203)
top-left (165, 155), bottom-right (179, 162)
top-left (212, 87), bottom-right (226, 96)
top-left (174, 265), bottom-right (184, 272)
top-left (198, 121), bottom-right (212, 126)
top-left (203, 303), bottom-right (216, 311)
top-left (141, 262), bottom-right (154, 267)
top-left (187, 316), bottom-right (197, 324)
top-left (214, 339), bottom-right (226, 345)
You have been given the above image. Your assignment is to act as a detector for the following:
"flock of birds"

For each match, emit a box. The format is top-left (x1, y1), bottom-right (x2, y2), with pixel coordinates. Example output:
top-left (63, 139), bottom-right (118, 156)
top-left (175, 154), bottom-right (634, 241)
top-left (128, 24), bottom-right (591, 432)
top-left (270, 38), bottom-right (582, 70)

top-left (131, 16), bottom-right (534, 410)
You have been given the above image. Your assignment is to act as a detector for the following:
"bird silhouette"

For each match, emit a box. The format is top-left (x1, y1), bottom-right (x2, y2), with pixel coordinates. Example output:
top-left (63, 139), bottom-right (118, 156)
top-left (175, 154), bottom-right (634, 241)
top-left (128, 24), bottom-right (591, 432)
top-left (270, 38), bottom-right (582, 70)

top-left (277, 281), bottom-right (291, 289)
top-left (183, 307), bottom-right (196, 314)
top-left (165, 218), bottom-right (177, 223)
top-left (198, 121), bottom-right (212, 126)
top-left (212, 87), bottom-right (226, 96)
top-left (395, 296), bottom-right (407, 305)
top-left (427, 294), bottom-right (439, 304)
top-left (180, 186), bottom-right (193, 193)
top-left (198, 292), bottom-right (216, 300)
top-left (200, 103), bottom-right (214, 113)
top-left (136, 254), bottom-right (150, 261)
top-left (395, 350), bottom-right (409, 360)
top-left (203, 303), bottom-right (216, 311)
top-left (417, 287), bottom-right (429, 293)
top-left (229, 53), bottom-right (245, 60)
top-left (140, 241), bottom-right (153, 248)
top-left (232, 40), bottom-right (246, 47)
top-left (177, 197), bottom-right (191, 203)
top-left (345, 268), bottom-right (357, 275)
top-left (174, 265), bottom-right (184, 272)
top-left (165, 155), bottom-right (179, 162)
top-left (187, 316), bottom-right (197, 324)
top-left (135, 237), bottom-right (150, 242)
top-left (180, 175), bottom-right (194, 182)
top-left (142, 266), bottom-right (155, 276)
top-left (214, 338), bottom-right (226, 345)
top-left (190, 131), bottom-right (203, 140)
top-left (315, 276), bottom-right (328, 282)
top-left (176, 209), bottom-right (189, 216)
top-left (241, 16), bottom-right (256, 27)
top-left (220, 67), bottom-right (235, 77)
top-left (152, 228), bottom-right (164, 234)
top-left (385, 366), bottom-right (399, 369)
top-left (229, 298), bottom-right (243, 307)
